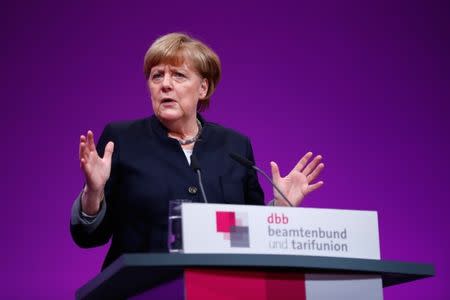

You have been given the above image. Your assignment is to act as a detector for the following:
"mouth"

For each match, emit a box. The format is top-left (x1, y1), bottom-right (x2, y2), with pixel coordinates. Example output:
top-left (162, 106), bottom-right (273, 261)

top-left (161, 97), bottom-right (176, 104)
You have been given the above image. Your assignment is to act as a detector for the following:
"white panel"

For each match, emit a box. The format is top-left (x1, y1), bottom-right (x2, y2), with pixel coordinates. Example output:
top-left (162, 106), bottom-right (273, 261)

top-left (305, 274), bottom-right (383, 300)
top-left (182, 203), bottom-right (380, 259)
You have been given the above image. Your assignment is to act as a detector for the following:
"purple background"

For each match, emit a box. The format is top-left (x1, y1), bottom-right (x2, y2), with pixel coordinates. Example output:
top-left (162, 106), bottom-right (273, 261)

top-left (2, 0), bottom-right (449, 299)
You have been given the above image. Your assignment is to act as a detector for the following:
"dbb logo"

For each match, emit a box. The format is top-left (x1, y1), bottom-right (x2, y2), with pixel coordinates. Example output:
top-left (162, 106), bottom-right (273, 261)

top-left (267, 213), bottom-right (289, 224)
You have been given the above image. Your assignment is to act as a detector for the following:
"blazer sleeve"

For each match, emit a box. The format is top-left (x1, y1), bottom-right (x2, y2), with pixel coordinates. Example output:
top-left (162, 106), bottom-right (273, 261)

top-left (70, 190), bottom-right (107, 230)
top-left (244, 138), bottom-right (265, 206)
top-left (70, 123), bottom-right (120, 248)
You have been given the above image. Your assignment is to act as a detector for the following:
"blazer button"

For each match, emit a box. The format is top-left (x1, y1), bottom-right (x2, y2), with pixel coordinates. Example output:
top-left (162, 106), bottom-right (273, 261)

top-left (188, 186), bottom-right (198, 195)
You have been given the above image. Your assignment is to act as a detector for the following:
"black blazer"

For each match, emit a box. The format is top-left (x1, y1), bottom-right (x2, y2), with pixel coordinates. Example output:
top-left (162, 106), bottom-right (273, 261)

top-left (71, 115), bottom-right (264, 269)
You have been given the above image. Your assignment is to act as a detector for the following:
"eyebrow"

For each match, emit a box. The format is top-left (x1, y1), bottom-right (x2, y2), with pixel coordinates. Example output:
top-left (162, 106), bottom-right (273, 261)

top-left (150, 68), bottom-right (163, 74)
top-left (151, 65), bottom-right (188, 72)
top-left (169, 65), bottom-right (188, 72)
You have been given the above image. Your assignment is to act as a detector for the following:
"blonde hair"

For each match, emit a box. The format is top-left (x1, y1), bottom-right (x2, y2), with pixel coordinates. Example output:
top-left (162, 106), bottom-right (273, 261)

top-left (144, 33), bottom-right (222, 111)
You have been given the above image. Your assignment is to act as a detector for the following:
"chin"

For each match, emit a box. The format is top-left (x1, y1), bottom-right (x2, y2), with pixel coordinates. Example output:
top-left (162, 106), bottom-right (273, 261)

top-left (157, 110), bottom-right (184, 122)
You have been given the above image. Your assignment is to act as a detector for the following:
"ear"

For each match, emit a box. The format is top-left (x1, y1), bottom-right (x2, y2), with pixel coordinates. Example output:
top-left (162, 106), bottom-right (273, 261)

top-left (199, 78), bottom-right (208, 100)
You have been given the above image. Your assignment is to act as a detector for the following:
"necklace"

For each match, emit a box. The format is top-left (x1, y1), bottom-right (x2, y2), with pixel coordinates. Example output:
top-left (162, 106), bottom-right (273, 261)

top-left (178, 119), bottom-right (202, 145)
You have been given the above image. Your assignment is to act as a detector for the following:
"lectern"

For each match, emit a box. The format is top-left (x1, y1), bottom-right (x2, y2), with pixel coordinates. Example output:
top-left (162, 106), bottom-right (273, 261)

top-left (76, 253), bottom-right (434, 299)
top-left (76, 204), bottom-right (434, 299)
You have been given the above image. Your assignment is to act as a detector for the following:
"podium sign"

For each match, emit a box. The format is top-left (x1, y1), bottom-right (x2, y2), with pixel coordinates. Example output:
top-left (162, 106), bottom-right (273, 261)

top-left (182, 203), bottom-right (380, 259)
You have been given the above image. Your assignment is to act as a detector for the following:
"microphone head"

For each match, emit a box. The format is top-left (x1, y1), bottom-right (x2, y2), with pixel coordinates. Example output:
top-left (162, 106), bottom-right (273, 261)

top-left (229, 153), bottom-right (254, 168)
top-left (190, 154), bottom-right (201, 171)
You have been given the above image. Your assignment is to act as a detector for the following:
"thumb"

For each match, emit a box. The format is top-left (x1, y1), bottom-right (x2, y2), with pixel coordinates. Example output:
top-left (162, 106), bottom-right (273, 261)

top-left (103, 141), bottom-right (114, 164)
top-left (270, 161), bottom-right (281, 182)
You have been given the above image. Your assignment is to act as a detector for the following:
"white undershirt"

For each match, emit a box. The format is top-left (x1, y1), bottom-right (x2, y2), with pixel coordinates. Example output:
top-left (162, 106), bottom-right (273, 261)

top-left (182, 148), bottom-right (193, 164)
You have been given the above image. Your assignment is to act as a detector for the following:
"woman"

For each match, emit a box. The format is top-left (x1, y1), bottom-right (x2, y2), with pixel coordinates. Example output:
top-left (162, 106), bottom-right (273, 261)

top-left (70, 33), bottom-right (324, 270)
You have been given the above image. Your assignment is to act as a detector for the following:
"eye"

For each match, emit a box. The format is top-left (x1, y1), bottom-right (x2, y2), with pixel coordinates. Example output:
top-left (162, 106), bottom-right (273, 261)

top-left (151, 72), bottom-right (163, 80)
top-left (174, 72), bottom-right (186, 78)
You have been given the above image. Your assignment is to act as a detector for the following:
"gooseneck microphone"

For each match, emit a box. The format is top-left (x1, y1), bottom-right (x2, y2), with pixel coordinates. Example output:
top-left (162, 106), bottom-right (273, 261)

top-left (229, 153), bottom-right (294, 207)
top-left (190, 154), bottom-right (208, 203)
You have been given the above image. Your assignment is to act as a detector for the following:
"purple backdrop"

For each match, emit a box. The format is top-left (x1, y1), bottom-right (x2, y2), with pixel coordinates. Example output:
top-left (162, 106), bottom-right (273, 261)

top-left (2, 0), bottom-right (449, 299)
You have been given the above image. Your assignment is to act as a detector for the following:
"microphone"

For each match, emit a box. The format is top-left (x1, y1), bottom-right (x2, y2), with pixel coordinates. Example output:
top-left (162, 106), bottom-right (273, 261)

top-left (190, 154), bottom-right (208, 203)
top-left (229, 153), bottom-right (294, 207)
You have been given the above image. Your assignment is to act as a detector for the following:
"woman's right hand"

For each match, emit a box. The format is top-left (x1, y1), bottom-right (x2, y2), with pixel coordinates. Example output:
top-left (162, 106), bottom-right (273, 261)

top-left (79, 130), bottom-right (114, 215)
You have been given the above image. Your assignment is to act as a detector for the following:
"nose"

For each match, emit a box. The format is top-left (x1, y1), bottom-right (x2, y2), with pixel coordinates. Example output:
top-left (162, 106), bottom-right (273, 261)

top-left (161, 73), bottom-right (173, 91)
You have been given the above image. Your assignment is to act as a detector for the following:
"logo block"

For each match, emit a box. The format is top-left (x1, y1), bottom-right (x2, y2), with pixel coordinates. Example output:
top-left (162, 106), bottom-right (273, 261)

top-left (216, 211), bottom-right (249, 248)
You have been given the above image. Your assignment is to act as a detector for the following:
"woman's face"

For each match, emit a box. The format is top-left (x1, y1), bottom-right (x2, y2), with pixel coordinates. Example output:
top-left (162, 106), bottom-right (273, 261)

top-left (148, 60), bottom-right (207, 124)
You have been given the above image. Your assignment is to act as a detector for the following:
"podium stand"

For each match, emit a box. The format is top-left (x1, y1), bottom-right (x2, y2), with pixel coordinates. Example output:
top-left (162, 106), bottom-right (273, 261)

top-left (76, 253), bottom-right (434, 300)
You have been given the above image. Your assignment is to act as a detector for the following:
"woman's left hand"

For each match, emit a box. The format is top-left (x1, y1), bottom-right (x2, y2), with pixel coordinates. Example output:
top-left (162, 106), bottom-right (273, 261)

top-left (271, 152), bottom-right (324, 207)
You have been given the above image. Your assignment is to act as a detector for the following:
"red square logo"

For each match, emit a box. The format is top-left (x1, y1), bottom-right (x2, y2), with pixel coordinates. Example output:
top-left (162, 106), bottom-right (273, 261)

top-left (216, 211), bottom-right (236, 233)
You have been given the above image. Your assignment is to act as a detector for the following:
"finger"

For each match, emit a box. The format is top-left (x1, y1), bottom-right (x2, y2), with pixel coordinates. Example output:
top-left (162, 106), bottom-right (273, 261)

top-left (80, 157), bottom-right (90, 174)
top-left (305, 181), bottom-right (324, 195)
top-left (302, 155), bottom-right (322, 176)
top-left (80, 143), bottom-right (92, 169)
top-left (79, 138), bottom-right (83, 158)
top-left (87, 130), bottom-right (96, 152)
top-left (307, 163), bottom-right (325, 183)
top-left (103, 141), bottom-right (114, 164)
top-left (293, 152), bottom-right (313, 172)
top-left (79, 135), bottom-right (86, 157)
top-left (79, 142), bottom-right (89, 161)
top-left (270, 161), bottom-right (281, 182)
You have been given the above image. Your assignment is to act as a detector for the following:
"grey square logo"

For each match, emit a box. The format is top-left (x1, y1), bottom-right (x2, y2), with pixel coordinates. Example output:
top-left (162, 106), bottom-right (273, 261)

top-left (230, 226), bottom-right (249, 247)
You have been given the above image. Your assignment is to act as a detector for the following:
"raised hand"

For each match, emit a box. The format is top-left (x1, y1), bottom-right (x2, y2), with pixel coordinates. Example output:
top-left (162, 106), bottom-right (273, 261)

top-left (271, 152), bottom-right (324, 207)
top-left (79, 130), bottom-right (114, 214)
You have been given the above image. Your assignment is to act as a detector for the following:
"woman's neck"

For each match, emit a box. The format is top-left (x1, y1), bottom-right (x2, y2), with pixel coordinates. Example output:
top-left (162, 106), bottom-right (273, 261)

top-left (163, 116), bottom-right (199, 141)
